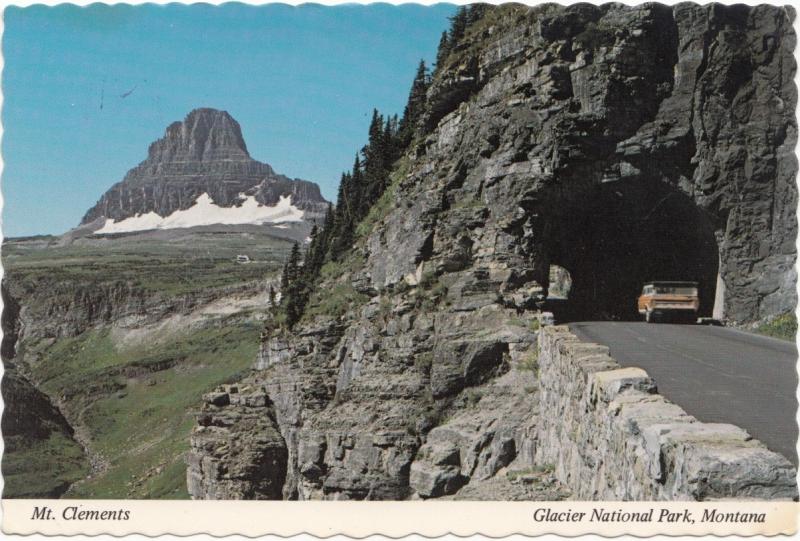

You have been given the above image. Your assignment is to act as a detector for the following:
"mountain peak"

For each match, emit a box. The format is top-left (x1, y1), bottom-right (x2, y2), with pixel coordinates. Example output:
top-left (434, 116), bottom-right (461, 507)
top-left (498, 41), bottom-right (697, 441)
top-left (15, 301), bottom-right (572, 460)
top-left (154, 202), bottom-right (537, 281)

top-left (80, 109), bottom-right (327, 227)
top-left (149, 107), bottom-right (250, 163)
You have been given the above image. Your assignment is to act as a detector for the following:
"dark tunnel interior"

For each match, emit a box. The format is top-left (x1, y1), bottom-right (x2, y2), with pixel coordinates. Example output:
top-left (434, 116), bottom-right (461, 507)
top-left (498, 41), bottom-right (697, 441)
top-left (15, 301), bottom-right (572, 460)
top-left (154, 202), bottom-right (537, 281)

top-left (542, 179), bottom-right (719, 322)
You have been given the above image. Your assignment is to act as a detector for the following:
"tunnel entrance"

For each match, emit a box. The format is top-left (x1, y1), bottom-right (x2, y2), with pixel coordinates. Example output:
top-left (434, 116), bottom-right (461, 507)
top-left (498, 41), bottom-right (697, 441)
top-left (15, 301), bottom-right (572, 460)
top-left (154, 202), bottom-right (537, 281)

top-left (541, 179), bottom-right (719, 322)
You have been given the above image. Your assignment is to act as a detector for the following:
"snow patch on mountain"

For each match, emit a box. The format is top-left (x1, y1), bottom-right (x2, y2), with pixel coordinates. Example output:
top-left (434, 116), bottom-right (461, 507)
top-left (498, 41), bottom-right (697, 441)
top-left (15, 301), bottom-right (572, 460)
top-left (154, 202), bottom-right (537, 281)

top-left (96, 193), bottom-right (304, 234)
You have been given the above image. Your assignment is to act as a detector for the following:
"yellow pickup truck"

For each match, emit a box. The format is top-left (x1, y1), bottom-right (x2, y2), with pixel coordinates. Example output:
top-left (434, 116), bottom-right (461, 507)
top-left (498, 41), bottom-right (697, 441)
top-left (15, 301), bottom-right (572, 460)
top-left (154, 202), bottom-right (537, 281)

top-left (637, 281), bottom-right (699, 323)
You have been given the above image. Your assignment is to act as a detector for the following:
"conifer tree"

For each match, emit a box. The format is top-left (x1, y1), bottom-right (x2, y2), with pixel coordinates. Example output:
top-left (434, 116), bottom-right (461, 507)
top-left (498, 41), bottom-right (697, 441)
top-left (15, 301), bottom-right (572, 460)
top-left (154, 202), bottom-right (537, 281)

top-left (384, 116), bottom-right (399, 167)
top-left (304, 225), bottom-right (326, 281)
top-left (466, 4), bottom-right (488, 25)
top-left (362, 111), bottom-right (388, 215)
top-left (435, 31), bottom-right (450, 72)
top-left (285, 242), bottom-right (300, 283)
top-left (328, 171), bottom-right (351, 257)
top-left (349, 154), bottom-right (364, 219)
top-left (278, 242), bottom-right (300, 311)
top-left (279, 261), bottom-right (291, 303)
top-left (285, 286), bottom-right (304, 328)
top-left (337, 171), bottom-right (353, 222)
top-left (399, 60), bottom-right (430, 146)
top-left (330, 169), bottom-right (356, 259)
top-left (367, 108), bottom-right (383, 146)
top-left (313, 204), bottom-right (334, 264)
top-left (448, 6), bottom-right (469, 45)
top-left (283, 242), bottom-right (305, 328)
top-left (322, 203), bottom-right (334, 234)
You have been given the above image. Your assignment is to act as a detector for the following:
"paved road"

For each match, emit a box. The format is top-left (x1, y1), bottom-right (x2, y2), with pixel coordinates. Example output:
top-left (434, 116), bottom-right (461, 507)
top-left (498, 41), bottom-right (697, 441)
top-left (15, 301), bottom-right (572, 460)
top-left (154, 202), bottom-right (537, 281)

top-left (569, 321), bottom-right (798, 466)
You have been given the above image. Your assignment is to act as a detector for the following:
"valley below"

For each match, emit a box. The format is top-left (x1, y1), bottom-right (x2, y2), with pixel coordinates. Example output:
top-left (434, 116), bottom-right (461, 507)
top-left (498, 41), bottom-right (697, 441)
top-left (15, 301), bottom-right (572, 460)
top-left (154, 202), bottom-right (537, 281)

top-left (2, 228), bottom-right (294, 498)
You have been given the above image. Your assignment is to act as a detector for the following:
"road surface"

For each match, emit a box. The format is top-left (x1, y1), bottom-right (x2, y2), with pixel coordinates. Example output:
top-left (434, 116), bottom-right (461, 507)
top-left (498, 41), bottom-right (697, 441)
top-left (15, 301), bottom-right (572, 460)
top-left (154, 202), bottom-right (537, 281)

top-left (569, 321), bottom-right (798, 466)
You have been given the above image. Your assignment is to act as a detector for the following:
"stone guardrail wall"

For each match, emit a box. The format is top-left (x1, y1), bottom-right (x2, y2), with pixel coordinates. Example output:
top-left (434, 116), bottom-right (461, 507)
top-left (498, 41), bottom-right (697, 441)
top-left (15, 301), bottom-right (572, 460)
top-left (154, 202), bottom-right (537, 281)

top-left (534, 326), bottom-right (798, 500)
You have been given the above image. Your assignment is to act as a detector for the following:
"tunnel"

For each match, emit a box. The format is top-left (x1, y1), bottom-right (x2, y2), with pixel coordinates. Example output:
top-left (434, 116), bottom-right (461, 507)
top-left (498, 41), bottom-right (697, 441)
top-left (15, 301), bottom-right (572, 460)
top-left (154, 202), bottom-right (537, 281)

top-left (540, 178), bottom-right (719, 322)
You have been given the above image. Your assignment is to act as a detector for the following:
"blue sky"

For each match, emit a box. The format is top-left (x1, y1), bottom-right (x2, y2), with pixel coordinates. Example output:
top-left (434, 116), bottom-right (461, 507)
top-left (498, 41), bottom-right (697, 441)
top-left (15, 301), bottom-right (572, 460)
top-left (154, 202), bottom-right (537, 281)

top-left (2, 3), bottom-right (456, 237)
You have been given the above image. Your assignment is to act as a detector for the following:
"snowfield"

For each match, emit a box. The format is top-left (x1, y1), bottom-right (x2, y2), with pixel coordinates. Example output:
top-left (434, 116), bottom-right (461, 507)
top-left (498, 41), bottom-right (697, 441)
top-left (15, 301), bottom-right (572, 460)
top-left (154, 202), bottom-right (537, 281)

top-left (96, 193), bottom-right (304, 234)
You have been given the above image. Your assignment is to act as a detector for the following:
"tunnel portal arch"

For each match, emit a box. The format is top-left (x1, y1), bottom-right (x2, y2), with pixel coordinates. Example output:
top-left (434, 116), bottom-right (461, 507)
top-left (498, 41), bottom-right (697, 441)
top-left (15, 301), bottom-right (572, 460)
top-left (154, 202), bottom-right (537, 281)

top-left (539, 178), bottom-right (720, 322)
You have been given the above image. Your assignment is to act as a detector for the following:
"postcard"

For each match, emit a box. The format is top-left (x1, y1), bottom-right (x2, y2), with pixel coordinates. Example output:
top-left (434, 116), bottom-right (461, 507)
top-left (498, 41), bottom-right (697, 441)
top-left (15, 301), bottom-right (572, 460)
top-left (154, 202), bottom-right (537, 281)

top-left (1, 1), bottom-right (797, 537)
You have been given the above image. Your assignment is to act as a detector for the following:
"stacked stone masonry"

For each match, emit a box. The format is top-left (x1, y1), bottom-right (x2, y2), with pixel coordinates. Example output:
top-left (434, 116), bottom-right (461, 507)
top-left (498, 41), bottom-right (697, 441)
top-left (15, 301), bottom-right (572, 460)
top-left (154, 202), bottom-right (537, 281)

top-left (535, 326), bottom-right (797, 501)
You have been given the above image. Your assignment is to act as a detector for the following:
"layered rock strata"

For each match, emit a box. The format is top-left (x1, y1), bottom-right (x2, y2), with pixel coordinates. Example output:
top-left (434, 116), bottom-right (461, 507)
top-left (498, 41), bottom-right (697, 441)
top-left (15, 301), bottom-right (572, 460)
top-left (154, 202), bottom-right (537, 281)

top-left (3, 275), bottom-right (263, 344)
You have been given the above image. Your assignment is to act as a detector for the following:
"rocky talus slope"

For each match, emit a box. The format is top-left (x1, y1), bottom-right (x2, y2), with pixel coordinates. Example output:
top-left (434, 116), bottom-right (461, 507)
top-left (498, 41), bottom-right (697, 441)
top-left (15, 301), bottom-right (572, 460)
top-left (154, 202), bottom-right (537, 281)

top-left (80, 108), bottom-right (328, 227)
top-left (188, 3), bottom-right (796, 499)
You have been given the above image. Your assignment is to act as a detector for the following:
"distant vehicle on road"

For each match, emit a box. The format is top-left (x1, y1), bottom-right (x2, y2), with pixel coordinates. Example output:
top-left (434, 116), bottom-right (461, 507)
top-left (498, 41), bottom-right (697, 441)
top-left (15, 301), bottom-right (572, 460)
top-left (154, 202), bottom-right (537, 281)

top-left (637, 281), bottom-right (699, 323)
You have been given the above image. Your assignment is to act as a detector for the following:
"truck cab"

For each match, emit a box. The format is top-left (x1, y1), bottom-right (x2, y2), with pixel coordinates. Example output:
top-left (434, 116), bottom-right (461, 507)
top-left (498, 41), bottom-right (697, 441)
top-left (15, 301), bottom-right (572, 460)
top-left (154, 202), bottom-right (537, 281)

top-left (637, 281), bottom-right (699, 323)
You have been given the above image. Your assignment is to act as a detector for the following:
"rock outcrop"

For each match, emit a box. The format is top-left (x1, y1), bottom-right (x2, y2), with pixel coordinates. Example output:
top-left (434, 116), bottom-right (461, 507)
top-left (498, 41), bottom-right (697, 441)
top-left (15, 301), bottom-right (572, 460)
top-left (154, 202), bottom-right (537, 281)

top-left (187, 384), bottom-right (287, 499)
top-left (188, 3), bottom-right (797, 500)
top-left (81, 108), bottom-right (328, 226)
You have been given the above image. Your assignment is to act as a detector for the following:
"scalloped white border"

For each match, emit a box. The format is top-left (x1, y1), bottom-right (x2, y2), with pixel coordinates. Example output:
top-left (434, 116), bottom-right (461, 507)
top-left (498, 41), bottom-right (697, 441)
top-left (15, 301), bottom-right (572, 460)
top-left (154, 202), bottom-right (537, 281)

top-left (0, 1), bottom-right (797, 540)
top-left (1, 500), bottom-right (798, 537)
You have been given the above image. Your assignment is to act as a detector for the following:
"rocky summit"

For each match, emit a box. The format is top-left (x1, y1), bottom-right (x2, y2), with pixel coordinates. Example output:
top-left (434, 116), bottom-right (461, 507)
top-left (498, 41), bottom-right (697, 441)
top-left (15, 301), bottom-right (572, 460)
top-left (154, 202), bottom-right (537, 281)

top-left (80, 108), bottom-right (328, 230)
top-left (188, 3), bottom-right (796, 501)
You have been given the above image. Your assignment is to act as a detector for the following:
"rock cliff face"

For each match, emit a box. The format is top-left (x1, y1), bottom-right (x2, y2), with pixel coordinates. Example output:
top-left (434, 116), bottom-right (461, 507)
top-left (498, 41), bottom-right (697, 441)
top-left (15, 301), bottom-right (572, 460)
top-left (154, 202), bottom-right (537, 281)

top-left (81, 108), bottom-right (328, 226)
top-left (4, 265), bottom-right (258, 346)
top-left (2, 284), bottom-right (91, 498)
top-left (1, 364), bottom-right (89, 498)
top-left (188, 3), bottom-right (797, 500)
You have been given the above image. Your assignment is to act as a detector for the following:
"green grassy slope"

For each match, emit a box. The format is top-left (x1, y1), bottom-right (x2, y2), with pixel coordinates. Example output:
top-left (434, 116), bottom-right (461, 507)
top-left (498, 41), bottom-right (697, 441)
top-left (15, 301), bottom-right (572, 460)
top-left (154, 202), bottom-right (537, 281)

top-left (3, 230), bottom-right (290, 299)
top-left (32, 324), bottom-right (260, 499)
top-left (3, 431), bottom-right (91, 498)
